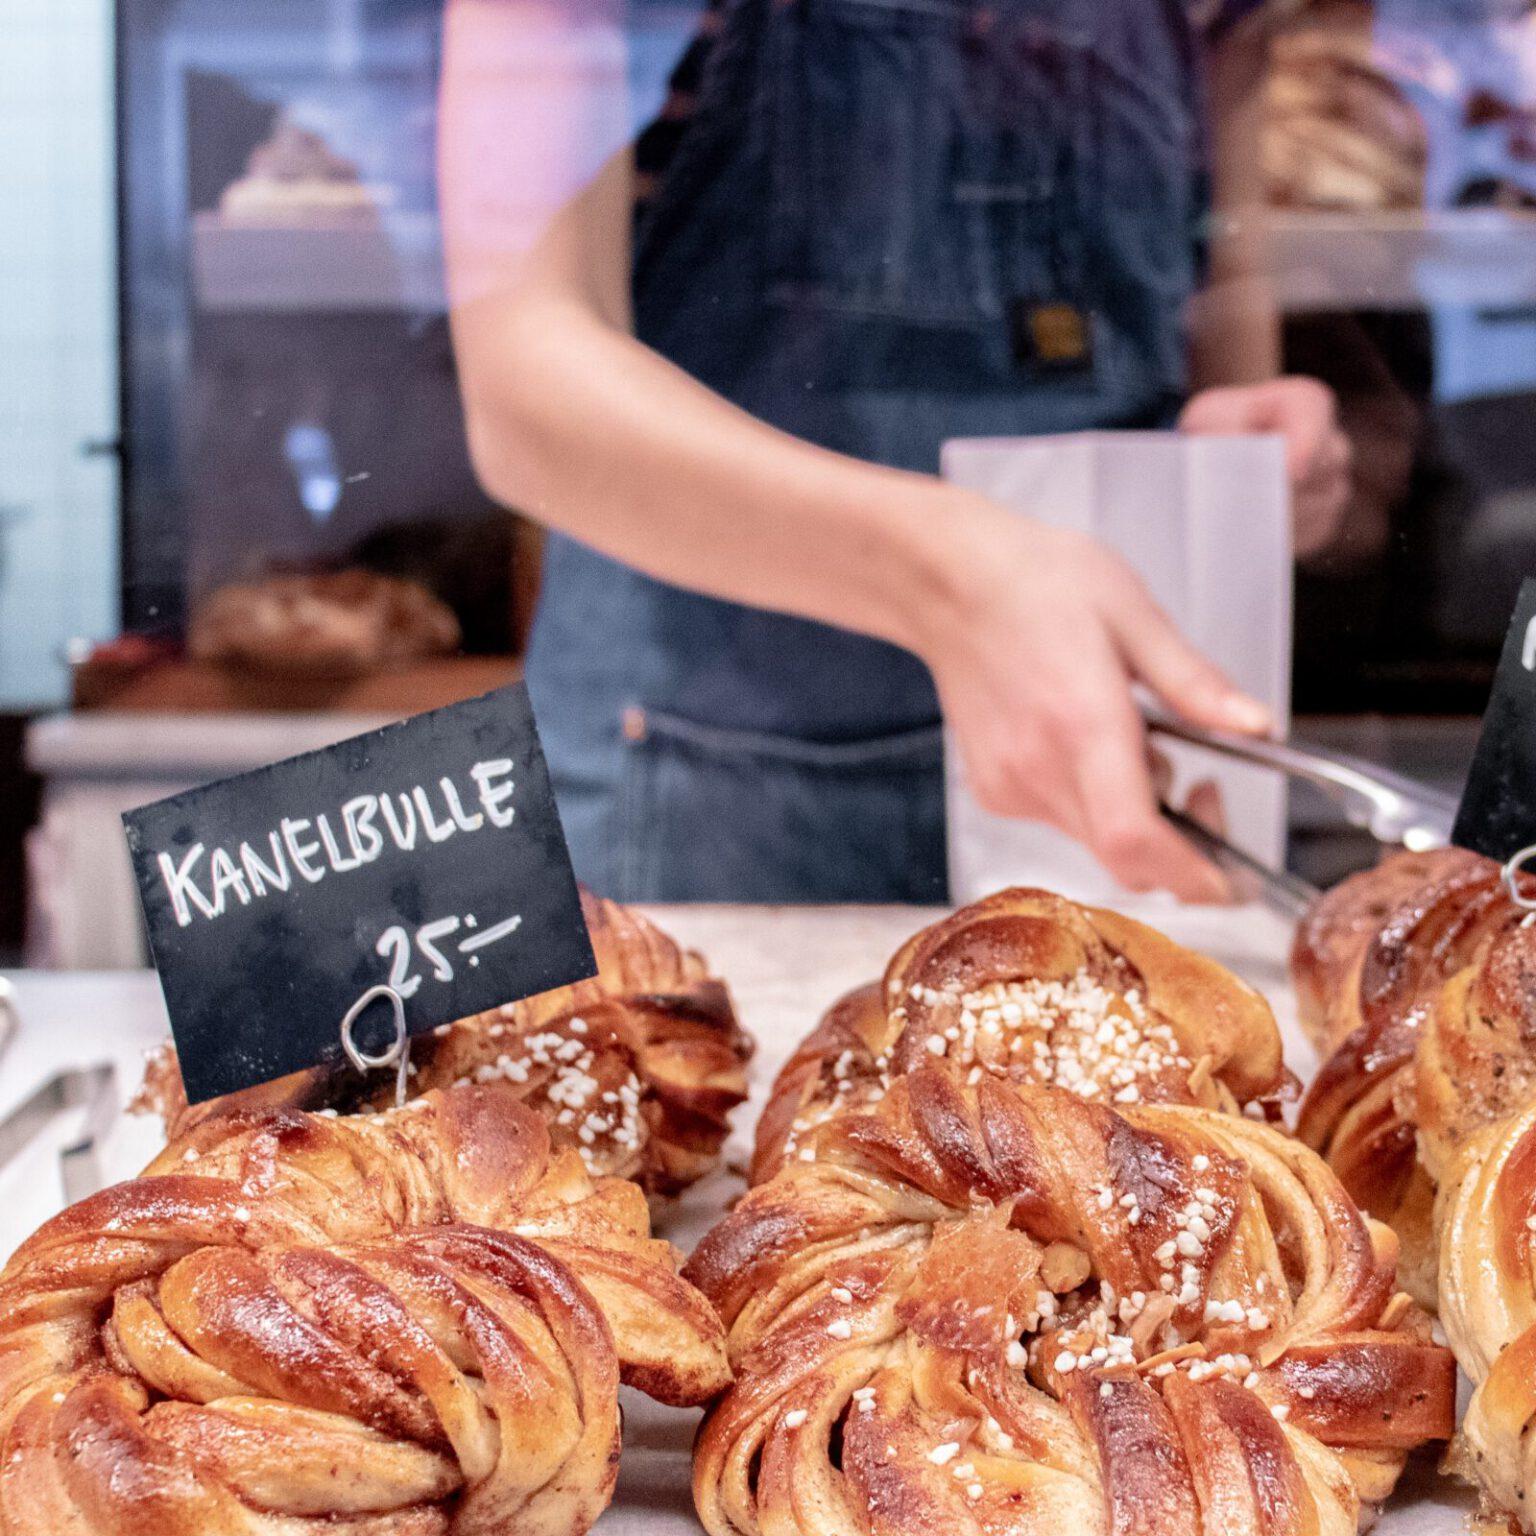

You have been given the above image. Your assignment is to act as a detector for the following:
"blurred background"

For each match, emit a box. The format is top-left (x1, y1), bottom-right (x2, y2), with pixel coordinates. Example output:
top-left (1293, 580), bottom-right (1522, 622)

top-left (4, 0), bottom-right (1536, 961)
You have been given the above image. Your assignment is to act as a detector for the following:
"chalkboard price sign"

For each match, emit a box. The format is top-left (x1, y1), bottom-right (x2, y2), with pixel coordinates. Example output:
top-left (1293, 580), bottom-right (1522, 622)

top-left (1454, 578), bottom-right (1536, 864)
top-left (123, 684), bottom-right (596, 1105)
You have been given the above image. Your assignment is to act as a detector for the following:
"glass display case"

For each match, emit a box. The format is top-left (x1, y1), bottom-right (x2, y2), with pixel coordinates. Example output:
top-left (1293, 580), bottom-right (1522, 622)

top-left (1268, 0), bottom-right (1536, 712)
top-left (110, 0), bottom-right (1536, 719)
top-left (121, 0), bottom-right (472, 631)
top-left (117, 0), bottom-right (698, 648)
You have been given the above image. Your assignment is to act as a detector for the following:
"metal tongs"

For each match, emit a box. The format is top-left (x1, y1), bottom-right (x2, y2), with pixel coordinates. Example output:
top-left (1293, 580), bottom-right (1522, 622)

top-left (1145, 707), bottom-right (1460, 919)
top-left (0, 981), bottom-right (119, 1204)
top-left (0, 1063), bottom-right (118, 1205)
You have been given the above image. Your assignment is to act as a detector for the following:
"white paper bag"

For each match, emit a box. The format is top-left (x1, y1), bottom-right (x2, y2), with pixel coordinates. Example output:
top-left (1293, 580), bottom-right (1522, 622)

top-left (940, 431), bottom-right (1293, 905)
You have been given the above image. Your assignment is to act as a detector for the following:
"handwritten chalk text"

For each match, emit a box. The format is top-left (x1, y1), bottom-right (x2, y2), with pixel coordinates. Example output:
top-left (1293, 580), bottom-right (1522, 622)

top-left (156, 759), bottom-right (516, 927)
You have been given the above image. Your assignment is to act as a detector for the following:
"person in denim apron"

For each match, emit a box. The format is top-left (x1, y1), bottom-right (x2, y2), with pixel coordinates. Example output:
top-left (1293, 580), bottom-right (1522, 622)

top-left (442, 0), bottom-right (1352, 903)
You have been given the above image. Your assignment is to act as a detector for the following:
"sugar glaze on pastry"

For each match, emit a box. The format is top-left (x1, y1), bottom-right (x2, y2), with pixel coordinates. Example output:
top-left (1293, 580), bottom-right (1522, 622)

top-left (693, 1071), bottom-right (1453, 1536)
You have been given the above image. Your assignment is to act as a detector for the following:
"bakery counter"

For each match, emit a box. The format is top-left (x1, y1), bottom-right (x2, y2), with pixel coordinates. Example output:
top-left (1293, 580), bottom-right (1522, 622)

top-left (0, 899), bottom-right (1473, 1535)
top-left (25, 677), bottom-right (523, 970)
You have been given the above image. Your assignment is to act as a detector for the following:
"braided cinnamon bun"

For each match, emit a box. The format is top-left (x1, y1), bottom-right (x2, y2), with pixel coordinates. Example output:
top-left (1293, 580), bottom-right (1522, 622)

top-left (137, 890), bottom-right (753, 1197)
top-left (751, 888), bottom-right (1285, 1184)
top-left (1290, 847), bottom-right (1486, 1052)
top-left (1365, 875), bottom-right (1536, 1526)
top-left (1294, 849), bottom-right (1536, 1525)
top-left (690, 1069), bottom-right (1454, 1536)
top-left (0, 1082), bottom-right (730, 1535)
top-left (1294, 848), bottom-right (1525, 1302)
top-left (1437, 1100), bottom-right (1536, 1529)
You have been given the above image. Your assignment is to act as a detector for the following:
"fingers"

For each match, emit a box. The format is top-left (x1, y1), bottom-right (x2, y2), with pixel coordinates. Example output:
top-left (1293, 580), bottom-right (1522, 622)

top-left (1179, 376), bottom-right (1355, 557)
top-left (1181, 778), bottom-right (1227, 839)
top-left (1180, 377), bottom-right (1343, 491)
top-left (1069, 688), bottom-right (1233, 903)
top-left (1268, 378), bottom-right (1336, 488)
top-left (935, 515), bottom-right (1260, 904)
top-left (1292, 420), bottom-right (1353, 558)
top-left (1176, 386), bottom-right (1246, 436)
top-left (947, 656), bottom-right (1233, 903)
top-left (1297, 409), bottom-right (1351, 491)
top-left (1098, 565), bottom-right (1272, 736)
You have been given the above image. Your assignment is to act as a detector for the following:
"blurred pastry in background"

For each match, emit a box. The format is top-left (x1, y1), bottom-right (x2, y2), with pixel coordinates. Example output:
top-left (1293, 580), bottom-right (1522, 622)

top-left (1265, 1), bottom-right (1428, 211)
top-left (1455, 175), bottom-right (1536, 211)
top-left (218, 113), bottom-right (395, 224)
top-left (188, 568), bottom-right (461, 678)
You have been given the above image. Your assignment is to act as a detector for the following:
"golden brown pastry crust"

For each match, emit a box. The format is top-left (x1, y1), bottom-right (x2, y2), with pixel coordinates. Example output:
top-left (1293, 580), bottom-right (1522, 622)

top-left (137, 891), bottom-right (753, 1198)
top-left (1409, 915), bottom-right (1536, 1527)
top-left (1296, 850), bottom-right (1536, 1525)
top-left (1436, 1100), bottom-right (1536, 1529)
top-left (0, 1082), bottom-right (729, 1535)
top-left (1264, 1), bottom-right (1428, 213)
top-left (1295, 848), bottom-right (1520, 1301)
top-left (1290, 847), bottom-right (1485, 1053)
top-left (691, 1070), bottom-right (1454, 1536)
top-left (751, 888), bottom-right (1285, 1185)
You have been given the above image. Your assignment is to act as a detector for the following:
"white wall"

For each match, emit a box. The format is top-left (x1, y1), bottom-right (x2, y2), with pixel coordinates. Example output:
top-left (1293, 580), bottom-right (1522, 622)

top-left (0, 0), bottom-right (118, 708)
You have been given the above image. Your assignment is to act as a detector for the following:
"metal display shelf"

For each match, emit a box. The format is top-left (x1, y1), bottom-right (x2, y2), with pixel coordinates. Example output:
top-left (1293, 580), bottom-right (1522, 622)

top-left (190, 209), bottom-right (447, 313)
top-left (1264, 208), bottom-right (1536, 312)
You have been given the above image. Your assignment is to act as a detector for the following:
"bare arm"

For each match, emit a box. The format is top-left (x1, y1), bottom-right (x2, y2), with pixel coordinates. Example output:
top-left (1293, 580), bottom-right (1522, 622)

top-left (1179, 10), bottom-right (1353, 559)
top-left (442, 3), bottom-right (1003, 673)
top-left (1188, 10), bottom-right (1281, 389)
top-left (439, 0), bottom-right (1270, 898)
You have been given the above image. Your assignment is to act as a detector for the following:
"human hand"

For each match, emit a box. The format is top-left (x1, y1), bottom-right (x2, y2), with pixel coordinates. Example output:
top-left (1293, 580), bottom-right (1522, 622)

top-left (912, 499), bottom-right (1272, 902)
top-left (1179, 376), bottom-right (1352, 559)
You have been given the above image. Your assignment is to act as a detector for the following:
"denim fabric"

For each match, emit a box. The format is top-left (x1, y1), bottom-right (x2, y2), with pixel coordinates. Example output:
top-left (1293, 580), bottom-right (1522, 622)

top-left (527, 0), bottom-right (1206, 902)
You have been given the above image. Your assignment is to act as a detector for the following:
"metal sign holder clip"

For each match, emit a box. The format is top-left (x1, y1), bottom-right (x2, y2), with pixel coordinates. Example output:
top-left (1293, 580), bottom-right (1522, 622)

top-left (339, 985), bottom-right (411, 1108)
top-left (1503, 844), bottom-right (1536, 925)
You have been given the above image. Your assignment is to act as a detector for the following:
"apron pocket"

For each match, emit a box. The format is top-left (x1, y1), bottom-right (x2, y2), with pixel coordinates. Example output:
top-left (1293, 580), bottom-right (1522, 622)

top-left (618, 707), bottom-right (946, 903)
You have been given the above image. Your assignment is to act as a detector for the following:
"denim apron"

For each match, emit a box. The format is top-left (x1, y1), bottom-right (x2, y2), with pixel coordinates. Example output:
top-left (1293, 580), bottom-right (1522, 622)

top-left (525, 0), bottom-right (1207, 902)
